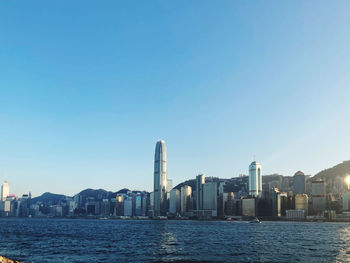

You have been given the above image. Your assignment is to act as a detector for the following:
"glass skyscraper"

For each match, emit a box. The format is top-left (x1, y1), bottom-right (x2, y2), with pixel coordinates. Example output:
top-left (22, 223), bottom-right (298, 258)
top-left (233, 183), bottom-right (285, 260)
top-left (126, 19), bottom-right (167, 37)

top-left (249, 161), bottom-right (262, 197)
top-left (153, 140), bottom-right (167, 216)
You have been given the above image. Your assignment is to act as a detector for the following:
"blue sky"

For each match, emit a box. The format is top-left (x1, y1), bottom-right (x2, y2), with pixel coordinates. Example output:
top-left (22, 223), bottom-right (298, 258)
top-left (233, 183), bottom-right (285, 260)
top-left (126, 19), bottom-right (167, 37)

top-left (1, 1), bottom-right (350, 197)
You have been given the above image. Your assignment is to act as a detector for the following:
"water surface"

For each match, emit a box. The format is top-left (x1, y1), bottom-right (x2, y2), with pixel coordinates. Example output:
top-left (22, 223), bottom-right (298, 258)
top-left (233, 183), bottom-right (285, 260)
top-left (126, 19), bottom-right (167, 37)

top-left (0, 219), bottom-right (349, 262)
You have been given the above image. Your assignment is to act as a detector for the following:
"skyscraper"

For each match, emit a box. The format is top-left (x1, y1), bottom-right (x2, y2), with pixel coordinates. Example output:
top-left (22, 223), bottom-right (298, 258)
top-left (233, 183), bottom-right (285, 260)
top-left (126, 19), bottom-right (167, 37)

top-left (1, 181), bottom-right (9, 202)
top-left (249, 161), bottom-right (262, 197)
top-left (153, 140), bottom-right (168, 216)
top-left (181, 185), bottom-right (192, 215)
top-left (293, 171), bottom-right (306, 195)
top-left (196, 174), bottom-right (205, 211)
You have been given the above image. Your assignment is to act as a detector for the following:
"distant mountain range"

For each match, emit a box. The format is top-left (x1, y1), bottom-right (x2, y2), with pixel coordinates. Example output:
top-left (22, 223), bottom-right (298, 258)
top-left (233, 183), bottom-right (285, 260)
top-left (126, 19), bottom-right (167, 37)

top-left (32, 188), bottom-right (133, 205)
top-left (32, 160), bottom-right (350, 204)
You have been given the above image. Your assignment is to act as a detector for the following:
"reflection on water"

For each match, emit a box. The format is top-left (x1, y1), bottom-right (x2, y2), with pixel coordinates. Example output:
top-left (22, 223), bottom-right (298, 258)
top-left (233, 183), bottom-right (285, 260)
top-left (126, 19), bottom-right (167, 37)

top-left (335, 225), bottom-right (350, 263)
top-left (0, 219), bottom-right (348, 262)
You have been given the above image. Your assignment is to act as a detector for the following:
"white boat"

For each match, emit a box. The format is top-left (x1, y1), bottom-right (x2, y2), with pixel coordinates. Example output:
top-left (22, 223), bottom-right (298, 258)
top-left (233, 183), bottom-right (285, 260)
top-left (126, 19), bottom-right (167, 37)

top-left (250, 217), bottom-right (261, 223)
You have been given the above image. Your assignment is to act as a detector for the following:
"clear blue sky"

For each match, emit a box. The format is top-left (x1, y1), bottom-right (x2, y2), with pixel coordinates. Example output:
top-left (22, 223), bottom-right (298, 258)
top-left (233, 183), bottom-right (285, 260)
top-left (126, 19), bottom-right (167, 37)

top-left (1, 1), bottom-right (350, 197)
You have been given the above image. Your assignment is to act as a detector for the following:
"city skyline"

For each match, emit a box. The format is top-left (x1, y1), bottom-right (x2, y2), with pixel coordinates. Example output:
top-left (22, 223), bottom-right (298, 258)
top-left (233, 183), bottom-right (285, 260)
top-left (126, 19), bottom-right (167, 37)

top-left (1, 1), bottom-right (350, 197)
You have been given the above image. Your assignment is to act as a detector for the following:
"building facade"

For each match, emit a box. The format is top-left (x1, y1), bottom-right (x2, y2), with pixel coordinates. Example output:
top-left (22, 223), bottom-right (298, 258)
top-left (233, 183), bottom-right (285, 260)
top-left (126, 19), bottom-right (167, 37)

top-left (180, 185), bottom-right (192, 215)
top-left (196, 174), bottom-right (205, 211)
top-left (1, 181), bottom-right (10, 202)
top-left (249, 161), bottom-right (262, 197)
top-left (295, 193), bottom-right (308, 215)
top-left (169, 189), bottom-right (180, 214)
top-left (153, 140), bottom-right (168, 216)
top-left (293, 171), bottom-right (306, 195)
top-left (312, 180), bottom-right (326, 213)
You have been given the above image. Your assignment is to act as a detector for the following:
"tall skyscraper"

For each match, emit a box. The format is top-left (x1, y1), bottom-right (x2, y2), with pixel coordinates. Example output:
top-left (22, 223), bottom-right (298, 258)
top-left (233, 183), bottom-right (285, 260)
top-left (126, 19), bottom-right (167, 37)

top-left (249, 161), bottom-right (262, 197)
top-left (1, 181), bottom-right (9, 202)
top-left (196, 174), bottom-right (205, 211)
top-left (153, 140), bottom-right (168, 216)
top-left (293, 171), bottom-right (306, 195)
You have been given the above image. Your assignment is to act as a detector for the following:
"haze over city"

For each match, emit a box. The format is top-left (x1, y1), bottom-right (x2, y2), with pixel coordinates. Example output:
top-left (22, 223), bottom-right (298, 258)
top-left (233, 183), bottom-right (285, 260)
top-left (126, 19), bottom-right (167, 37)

top-left (1, 1), bottom-right (350, 197)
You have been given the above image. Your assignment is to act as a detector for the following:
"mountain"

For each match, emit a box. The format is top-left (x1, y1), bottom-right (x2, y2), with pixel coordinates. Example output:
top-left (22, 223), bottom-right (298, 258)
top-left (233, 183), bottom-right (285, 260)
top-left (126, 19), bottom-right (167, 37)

top-left (311, 160), bottom-right (350, 194)
top-left (313, 160), bottom-right (350, 180)
top-left (31, 192), bottom-right (68, 204)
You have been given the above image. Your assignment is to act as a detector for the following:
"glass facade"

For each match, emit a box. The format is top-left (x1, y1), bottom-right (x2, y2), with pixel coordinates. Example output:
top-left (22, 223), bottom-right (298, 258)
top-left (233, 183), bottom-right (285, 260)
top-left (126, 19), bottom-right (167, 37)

top-left (153, 140), bottom-right (168, 216)
top-left (249, 161), bottom-right (262, 197)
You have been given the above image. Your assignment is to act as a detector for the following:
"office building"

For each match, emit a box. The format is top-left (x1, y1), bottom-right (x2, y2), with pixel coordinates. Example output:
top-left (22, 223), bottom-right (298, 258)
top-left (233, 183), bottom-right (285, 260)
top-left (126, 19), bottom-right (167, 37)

top-left (202, 182), bottom-right (218, 217)
top-left (312, 180), bottom-right (326, 213)
top-left (153, 140), bottom-right (168, 216)
top-left (1, 181), bottom-right (10, 202)
top-left (169, 189), bottom-right (180, 214)
top-left (293, 171), bottom-right (306, 195)
top-left (295, 194), bottom-right (308, 215)
top-left (196, 174), bottom-right (205, 211)
top-left (249, 161), bottom-right (262, 197)
top-left (180, 185), bottom-right (192, 215)
top-left (242, 198), bottom-right (256, 217)
top-left (123, 197), bottom-right (133, 217)
top-left (342, 192), bottom-right (350, 211)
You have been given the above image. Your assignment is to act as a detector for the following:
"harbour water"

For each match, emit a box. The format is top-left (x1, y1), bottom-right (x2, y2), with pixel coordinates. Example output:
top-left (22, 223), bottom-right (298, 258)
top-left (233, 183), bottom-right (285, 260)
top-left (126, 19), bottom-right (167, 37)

top-left (0, 219), bottom-right (349, 262)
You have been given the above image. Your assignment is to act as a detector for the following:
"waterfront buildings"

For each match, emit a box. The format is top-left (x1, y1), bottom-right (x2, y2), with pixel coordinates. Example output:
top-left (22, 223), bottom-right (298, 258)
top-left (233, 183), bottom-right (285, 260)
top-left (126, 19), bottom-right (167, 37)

top-left (1, 181), bottom-right (9, 202)
top-left (293, 171), bottom-right (306, 195)
top-left (153, 140), bottom-right (168, 216)
top-left (249, 161), bottom-right (262, 197)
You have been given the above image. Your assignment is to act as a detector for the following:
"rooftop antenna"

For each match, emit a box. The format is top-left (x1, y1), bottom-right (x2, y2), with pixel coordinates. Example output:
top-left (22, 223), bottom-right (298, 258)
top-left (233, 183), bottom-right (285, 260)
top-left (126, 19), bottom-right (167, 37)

top-left (254, 155), bottom-right (256, 162)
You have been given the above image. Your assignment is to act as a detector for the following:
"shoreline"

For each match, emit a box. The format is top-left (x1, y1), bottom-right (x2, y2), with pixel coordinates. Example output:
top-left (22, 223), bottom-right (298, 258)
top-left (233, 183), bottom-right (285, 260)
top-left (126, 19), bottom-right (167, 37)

top-left (1, 216), bottom-right (350, 223)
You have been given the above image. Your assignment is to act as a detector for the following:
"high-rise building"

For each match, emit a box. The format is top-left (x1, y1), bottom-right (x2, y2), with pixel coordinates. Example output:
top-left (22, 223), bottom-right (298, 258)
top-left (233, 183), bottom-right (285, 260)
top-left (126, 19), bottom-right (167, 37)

top-left (312, 179), bottom-right (326, 213)
top-left (196, 174), bottom-right (205, 211)
top-left (123, 197), bottom-right (133, 217)
top-left (180, 185), bottom-right (192, 215)
top-left (295, 194), bottom-right (309, 215)
top-left (167, 179), bottom-right (173, 192)
top-left (1, 181), bottom-right (9, 202)
top-left (153, 140), bottom-right (168, 216)
top-left (342, 192), bottom-right (350, 211)
top-left (169, 189), bottom-right (180, 214)
top-left (203, 182), bottom-right (218, 217)
top-left (249, 161), bottom-right (262, 197)
top-left (293, 171), bottom-right (306, 195)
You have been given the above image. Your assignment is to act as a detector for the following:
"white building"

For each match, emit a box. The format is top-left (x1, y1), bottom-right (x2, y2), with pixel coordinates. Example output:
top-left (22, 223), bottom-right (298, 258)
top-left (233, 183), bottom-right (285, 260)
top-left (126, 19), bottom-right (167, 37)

top-left (249, 161), bottom-right (262, 197)
top-left (1, 181), bottom-right (10, 202)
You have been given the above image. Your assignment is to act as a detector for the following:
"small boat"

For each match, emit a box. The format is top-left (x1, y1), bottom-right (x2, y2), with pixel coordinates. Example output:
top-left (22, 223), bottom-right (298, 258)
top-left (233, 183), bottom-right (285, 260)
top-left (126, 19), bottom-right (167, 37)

top-left (250, 217), bottom-right (261, 223)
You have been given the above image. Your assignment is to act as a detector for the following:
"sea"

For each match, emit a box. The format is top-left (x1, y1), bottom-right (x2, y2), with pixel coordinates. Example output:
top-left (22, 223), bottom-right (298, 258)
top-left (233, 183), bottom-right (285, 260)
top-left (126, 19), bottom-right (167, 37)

top-left (0, 218), bottom-right (349, 263)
